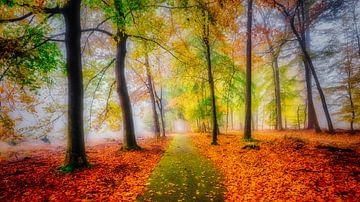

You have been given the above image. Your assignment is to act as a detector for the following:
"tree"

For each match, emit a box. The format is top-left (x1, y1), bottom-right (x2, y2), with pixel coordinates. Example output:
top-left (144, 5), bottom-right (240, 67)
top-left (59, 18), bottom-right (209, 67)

top-left (0, 0), bottom-right (89, 170)
top-left (244, 0), bottom-right (254, 139)
top-left (269, 0), bottom-right (338, 133)
top-left (144, 47), bottom-right (161, 138)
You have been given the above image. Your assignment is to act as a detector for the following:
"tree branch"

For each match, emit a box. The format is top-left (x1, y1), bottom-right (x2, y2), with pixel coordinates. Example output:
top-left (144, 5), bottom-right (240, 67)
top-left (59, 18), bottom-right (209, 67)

top-left (82, 28), bottom-right (114, 37)
top-left (0, 12), bottom-right (33, 23)
top-left (128, 34), bottom-right (183, 63)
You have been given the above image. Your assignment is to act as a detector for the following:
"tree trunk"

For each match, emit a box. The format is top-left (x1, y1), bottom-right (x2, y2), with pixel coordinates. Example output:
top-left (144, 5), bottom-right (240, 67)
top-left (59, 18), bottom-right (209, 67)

top-left (346, 65), bottom-right (355, 133)
top-left (273, 55), bottom-right (283, 130)
top-left (144, 53), bottom-right (161, 138)
top-left (63, 0), bottom-right (88, 170)
top-left (302, 6), bottom-right (321, 133)
top-left (294, 0), bottom-right (334, 133)
top-left (159, 101), bottom-right (166, 137)
top-left (304, 61), bottom-right (321, 132)
top-left (205, 39), bottom-right (219, 145)
top-left (226, 102), bottom-right (229, 132)
top-left (115, 33), bottom-right (140, 150)
top-left (244, 0), bottom-right (253, 139)
top-left (230, 107), bottom-right (234, 130)
top-left (202, 8), bottom-right (219, 145)
top-left (155, 86), bottom-right (166, 137)
top-left (297, 38), bottom-right (334, 133)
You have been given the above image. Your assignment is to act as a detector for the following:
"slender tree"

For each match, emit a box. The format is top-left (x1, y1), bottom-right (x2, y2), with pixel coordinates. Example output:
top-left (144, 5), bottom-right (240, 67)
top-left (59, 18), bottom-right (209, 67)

top-left (271, 0), bottom-right (335, 133)
top-left (144, 50), bottom-right (161, 138)
top-left (244, 0), bottom-right (253, 139)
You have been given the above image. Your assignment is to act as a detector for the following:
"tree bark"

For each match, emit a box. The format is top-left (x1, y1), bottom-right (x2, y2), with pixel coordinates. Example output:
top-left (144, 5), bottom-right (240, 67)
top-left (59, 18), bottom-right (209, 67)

top-left (63, 0), bottom-right (88, 169)
top-left (205, 39), bottom-right (219, 145)
top-left (273, 55), bottom-right (283, 130)
top-left (202, 8), bottom-right (219, 145)
top-left (302, 2), bottom-right (321, 132)
top-left (115, 32), bottom-right (140, 150)
top-left (244, 0), bottom-right (253, 139)
top-left (345, 62), bottom-right (355, 133)
top-left (156, 86), bottom-right (166, 137)
top-left (144, 53), bottom-right (161, 138)
top-left (304, 61), bottom-right (321, 132)
top-left (296, 38), bottom-right (334, 133)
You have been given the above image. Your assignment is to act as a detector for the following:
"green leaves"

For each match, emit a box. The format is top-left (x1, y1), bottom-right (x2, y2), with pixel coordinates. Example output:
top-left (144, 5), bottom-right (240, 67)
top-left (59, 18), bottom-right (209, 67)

top-left (0, 24), bottom-right (63, 90)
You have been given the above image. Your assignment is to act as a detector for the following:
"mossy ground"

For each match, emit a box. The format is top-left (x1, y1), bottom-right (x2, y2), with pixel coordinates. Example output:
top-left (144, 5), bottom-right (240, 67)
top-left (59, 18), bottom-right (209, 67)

top-left (137, 134), bottom-right (225, 202)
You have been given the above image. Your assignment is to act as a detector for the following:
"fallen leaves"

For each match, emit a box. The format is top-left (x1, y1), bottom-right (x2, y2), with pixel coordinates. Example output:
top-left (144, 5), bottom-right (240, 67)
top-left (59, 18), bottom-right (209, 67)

top-left (190, 131), bottom-right (360, 201)
top-left (0, 138), bottom-right (170, 201)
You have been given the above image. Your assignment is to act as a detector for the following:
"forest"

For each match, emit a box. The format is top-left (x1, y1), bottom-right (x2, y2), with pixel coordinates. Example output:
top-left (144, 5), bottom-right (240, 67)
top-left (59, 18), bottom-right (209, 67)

top-left (1, 0), bottom-right (360, 201)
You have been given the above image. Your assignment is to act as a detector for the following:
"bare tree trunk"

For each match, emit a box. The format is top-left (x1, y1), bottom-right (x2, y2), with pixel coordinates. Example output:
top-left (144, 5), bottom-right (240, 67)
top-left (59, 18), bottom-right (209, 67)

top-left (115, 33), bottom-right (140, 150)
top-left (304, 61), bottom-right (321, 132)
top-left (155, 86), bottom-right (166, 137)
top-left (144, 53), bottom-right (161, 138)
top-left (226, 101), bottom-right (229, 132)
top-left (346, 64), bottom-right (356, 133)
top-left (298, 40), bottom-right (334, 133)
top-left (63, 0), bottom-right (88, 169)
top-left (205, 39), bottom-right (219, 145)
top-left (297, 105), bottom-right (301, 130)
top-left (273, 55), bottom-right (283, 130)
top-left (297, 0), bottom-right (333, 133)
top-left (244, 0), bottom-right (253, 139)
top-left (230, 107), bottom-right (234, 130)
top-left (202, 8), bottom-right (219, 145)
top-left (303, 102), bottom-right (307, 129)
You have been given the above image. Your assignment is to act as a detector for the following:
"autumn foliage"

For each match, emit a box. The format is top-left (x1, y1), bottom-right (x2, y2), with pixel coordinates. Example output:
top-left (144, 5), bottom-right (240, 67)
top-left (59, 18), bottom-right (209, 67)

top-left (191, 131), bottom-right (360, 201)
top-left (0, 138), bottom-right (170, 201)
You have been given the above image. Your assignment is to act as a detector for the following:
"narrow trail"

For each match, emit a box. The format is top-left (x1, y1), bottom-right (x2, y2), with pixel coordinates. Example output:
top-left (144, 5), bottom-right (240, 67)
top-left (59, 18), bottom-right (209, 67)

top-left (137, 134), bottom-right (225, 202)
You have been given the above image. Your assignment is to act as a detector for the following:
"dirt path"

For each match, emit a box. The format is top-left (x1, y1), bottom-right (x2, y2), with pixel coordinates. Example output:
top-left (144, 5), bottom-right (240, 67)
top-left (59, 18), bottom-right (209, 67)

top-left (137, 134), bottom-right (225, 202)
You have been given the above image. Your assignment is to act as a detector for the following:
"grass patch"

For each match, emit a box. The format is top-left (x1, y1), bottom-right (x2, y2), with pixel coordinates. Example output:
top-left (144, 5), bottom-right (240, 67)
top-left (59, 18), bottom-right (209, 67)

top-left (316, 145), bottom-right (354, 153)
top-left (242, 143), bottom-right (260, 150)
top-left (241, 138), bottom-right (259, 143)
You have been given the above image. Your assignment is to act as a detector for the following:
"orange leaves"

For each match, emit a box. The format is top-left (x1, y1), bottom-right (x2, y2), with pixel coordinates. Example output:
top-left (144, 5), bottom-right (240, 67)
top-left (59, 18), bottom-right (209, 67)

top-left (190, 131), bottom-right (360, 201)
top-left (0, 138), bottom-right (170, 201)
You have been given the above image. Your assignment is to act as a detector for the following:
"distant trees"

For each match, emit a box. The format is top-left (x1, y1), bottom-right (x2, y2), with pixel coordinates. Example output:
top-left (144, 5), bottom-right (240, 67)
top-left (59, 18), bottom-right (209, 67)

top-left (268, 0), bottom-right (343, 133)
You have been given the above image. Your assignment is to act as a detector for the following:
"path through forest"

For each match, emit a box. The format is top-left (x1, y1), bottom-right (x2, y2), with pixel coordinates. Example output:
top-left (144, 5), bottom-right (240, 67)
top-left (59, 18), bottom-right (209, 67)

top-left (138, 134), bottom-right (225, 201)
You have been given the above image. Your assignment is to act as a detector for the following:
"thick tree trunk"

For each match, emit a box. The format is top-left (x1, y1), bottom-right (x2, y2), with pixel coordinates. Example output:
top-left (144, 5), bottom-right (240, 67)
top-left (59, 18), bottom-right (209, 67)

top-left (63, 0), bottom-right (88, 170)
top-left (115, 33), bottom-right (140, 150)
top-left (244, 0), bottom-right (253, 139)
top-left (144, 53), bottom-right (161, 138)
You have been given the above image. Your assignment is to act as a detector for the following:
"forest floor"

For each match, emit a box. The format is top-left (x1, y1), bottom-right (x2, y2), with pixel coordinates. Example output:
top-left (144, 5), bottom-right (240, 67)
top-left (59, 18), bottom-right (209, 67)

top-left (0, 137), bottom-right (170, 201)
top-left (1, 131), bottom-right (360, 201)
top-left (138, 134), bottom-right (225, 201)
top-left (191, 130), bottom-right (360, 201)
